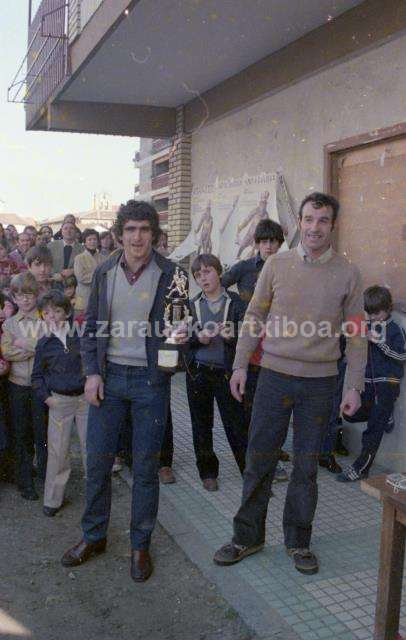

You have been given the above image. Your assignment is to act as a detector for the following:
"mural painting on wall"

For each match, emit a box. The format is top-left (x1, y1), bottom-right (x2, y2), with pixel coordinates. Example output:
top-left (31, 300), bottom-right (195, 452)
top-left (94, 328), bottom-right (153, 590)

top-left (169, 172), bottom-right (299, 268)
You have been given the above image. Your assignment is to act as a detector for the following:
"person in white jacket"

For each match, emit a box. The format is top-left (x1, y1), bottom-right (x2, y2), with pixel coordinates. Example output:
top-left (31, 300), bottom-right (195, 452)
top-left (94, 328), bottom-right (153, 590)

top-left (73, 229), bottom-right (106, 315)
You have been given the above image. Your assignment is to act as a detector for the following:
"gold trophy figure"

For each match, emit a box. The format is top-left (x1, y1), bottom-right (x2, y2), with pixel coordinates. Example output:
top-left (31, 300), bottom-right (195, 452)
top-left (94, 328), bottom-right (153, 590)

top-left (158, 268), bottom-right (189, 371)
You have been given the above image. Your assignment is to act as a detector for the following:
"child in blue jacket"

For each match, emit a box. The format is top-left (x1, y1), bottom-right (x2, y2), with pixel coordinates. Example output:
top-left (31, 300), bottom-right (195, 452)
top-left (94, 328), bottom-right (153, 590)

top-left (32, 289), bottom-right (88, 516)
top-left (337, 286), bottom-right (406, 482)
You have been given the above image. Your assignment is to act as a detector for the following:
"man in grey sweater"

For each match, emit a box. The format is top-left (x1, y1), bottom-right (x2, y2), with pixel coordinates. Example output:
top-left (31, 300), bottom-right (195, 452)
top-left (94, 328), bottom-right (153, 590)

top-left (214, 192), bottom-right (366, 575)
top-left (61, 201), bottom-right (188, 583)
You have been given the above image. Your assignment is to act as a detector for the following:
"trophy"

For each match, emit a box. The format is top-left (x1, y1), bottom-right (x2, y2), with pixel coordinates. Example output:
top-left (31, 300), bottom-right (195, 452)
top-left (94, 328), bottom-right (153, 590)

top-left (158, 267), bottom-right (189, 371)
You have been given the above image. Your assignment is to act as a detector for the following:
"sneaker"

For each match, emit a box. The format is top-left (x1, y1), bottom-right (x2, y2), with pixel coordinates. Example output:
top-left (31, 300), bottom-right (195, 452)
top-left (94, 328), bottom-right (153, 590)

top-left (384, 413), bottom-right (395, 434)
top-left (213, 541), bottom-right (264, 566)
top-left (319, 454), bottom-right (342, 474)
top-left (287, 548), bottom-right (319, 575)
top-left (274, 464), bottom-right (289, 483)
top-left (159, 466), bottom-right (176, 484)
top-left (336, 465), bottom-right (367, 482)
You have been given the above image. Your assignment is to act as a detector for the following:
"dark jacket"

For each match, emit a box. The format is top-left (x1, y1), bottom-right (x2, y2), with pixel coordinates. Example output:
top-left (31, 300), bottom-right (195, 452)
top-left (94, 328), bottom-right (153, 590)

top-left (32, 328), bottom-right (85, 402)
top-left (186, 289), bottom-right (245, 373)
top-left (366, 317), bottom-right (406, 384)
top-left (81, 249), bottom-right (187, 384)
top-left (221, 254), bottom-right (264, 311)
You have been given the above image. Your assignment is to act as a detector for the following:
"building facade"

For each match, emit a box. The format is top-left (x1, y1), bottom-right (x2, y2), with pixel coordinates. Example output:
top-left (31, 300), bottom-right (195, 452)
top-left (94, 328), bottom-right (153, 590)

top-left (134, 138), bottom-right (172, 230)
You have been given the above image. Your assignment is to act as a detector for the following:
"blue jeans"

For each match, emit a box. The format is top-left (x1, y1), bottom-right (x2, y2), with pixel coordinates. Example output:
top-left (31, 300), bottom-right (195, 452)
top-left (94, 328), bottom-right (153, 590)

top-left (82, 363), bottom-right (169, 549)
top-left (233, 369), bottom-right (336, 549)
top-left (320, 358), bottom-right (347, 455)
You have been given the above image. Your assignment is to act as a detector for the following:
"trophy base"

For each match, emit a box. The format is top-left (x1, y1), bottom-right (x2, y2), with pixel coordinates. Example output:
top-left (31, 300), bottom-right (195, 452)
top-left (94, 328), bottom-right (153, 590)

top-left (158, 343), bottom-right (180, 372)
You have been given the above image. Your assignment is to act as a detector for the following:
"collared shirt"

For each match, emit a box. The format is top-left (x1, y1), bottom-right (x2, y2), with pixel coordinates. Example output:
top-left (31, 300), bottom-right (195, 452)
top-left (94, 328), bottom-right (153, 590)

top-left (201, 288), bottom-right (228, 315)
top-left (120, 252), bottom-right (153, 286)
top-left (1, 308), bottom-right (43, 386)
top-left (297, 242), bottom-right (333, 264)
top-left (15, 308), bottom-right (40, 323)
top-left (52, 322), bottom-right (70, 350)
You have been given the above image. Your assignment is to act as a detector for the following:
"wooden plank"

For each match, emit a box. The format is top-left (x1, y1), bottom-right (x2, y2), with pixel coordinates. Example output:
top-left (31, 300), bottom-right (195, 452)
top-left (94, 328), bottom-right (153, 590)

top-left (361, 477), bottom-right (384, 501)
top-left (362, 476), bottom-right (406, 510)
top-left (374, 498), bottom-right (405, 639)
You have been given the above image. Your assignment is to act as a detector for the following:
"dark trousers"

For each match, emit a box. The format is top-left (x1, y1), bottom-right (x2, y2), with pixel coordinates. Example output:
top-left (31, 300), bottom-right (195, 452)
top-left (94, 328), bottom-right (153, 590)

top-left (344, 381), bottom-right (400, 472)
top-left (8, 381), bottom-right (48, 488)
top-left (244, 364), bottom-right (260, 427)
top-left (186, 364), bottom-right (248, 480)
top-left (320, 358), bottom-right (347, 455)
top-left (233, 369), bottom-right (336, 549)
top-left (82, 363), bottom-right (169, 550)
top-left (159, 405), bottom-right (173, 468)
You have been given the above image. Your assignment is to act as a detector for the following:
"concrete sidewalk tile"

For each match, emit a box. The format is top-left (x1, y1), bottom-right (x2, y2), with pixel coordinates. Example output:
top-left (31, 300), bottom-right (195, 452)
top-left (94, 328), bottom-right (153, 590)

top-left (119, 374), bottom-right (405, 640)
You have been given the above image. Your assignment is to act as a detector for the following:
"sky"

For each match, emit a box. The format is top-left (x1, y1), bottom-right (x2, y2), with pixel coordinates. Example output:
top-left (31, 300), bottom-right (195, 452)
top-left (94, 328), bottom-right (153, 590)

top-left (0, 2), bottom-right (139, 222)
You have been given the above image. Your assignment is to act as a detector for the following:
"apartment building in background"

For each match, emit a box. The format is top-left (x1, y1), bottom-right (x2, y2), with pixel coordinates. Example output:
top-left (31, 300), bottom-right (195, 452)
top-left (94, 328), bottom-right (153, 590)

top-left (133, 137), bottom-right (172, 230)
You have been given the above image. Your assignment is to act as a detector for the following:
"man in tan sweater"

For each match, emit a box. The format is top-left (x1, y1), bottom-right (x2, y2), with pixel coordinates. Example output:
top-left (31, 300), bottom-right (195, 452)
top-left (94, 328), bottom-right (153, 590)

top-left (214, 192), bottom-right (366, 575)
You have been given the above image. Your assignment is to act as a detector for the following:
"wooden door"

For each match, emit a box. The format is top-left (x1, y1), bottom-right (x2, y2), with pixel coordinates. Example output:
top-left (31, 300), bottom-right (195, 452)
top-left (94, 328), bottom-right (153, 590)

top-left (331, 137), bottom-right (406, 310)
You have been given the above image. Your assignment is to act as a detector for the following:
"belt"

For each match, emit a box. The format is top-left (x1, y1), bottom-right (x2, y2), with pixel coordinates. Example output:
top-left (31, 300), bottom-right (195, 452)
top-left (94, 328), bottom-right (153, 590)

top-left (53, 388), bottom-right (84, 397)
top-left (195, 361), bottom-right (226, 373)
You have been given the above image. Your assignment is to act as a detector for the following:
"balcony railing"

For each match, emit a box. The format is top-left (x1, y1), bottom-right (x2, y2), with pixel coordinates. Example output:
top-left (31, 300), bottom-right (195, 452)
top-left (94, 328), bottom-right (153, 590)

top-left (8, 0), bottom-right (69, 126)
top-left (151, 173), bottom-right (169, 191)
top-left (151, 138), bottom-right (172, 154)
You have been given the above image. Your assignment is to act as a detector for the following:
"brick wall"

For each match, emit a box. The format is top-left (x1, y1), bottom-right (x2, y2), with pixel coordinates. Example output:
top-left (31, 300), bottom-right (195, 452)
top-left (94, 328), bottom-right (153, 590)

top-left (167, 107), bottom-right (192, 250)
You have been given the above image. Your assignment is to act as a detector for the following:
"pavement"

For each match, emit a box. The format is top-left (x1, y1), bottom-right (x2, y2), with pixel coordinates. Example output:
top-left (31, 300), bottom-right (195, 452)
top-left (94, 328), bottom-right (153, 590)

top-left (120, 373), bottom-right (406, 640)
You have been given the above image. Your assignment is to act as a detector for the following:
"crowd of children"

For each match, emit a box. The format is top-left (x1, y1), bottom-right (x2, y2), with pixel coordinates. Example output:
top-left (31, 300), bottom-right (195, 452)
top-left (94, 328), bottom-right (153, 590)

top-left (0, 219), bottom-right (114, 514)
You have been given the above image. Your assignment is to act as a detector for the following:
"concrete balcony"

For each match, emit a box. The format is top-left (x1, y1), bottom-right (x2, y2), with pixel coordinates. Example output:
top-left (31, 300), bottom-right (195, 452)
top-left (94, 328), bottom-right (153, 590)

top-left (151, 138), bottom-right (172, 154)
top-left (151, 172), bottom-right (169, 192)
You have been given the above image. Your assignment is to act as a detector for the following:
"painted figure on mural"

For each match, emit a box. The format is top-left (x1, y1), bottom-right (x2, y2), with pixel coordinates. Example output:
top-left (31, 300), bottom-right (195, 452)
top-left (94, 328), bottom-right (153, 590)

top-left (235, 191), bottom-right (270, 258)
top-left (195, 201), bottom-right (213, 254)
top-left (219, 195), bottom-right (240, 236)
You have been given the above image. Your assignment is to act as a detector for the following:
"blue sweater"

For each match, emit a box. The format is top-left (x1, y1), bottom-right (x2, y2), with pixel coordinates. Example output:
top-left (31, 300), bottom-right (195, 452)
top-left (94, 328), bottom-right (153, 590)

top-left (365, 317), bottom-right (406, 384)
top-left (32, 329), bottom-right (85, 402)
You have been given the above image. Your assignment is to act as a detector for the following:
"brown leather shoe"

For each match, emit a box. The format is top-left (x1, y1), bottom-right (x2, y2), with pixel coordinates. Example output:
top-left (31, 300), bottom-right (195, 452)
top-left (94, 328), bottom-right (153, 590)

top-left (158, 466), bottom-right (176, 484)
top-left (202, 478), bottom-right (218, 492)
top-left (61, 538), bottom-right (107, 567)
top-left (131, 550), bottom-right (153, 582)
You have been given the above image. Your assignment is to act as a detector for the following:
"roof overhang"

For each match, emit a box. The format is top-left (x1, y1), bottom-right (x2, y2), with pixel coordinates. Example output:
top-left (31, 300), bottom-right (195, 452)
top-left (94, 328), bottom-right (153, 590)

top-left (28, 0), bottom-right (406, 136)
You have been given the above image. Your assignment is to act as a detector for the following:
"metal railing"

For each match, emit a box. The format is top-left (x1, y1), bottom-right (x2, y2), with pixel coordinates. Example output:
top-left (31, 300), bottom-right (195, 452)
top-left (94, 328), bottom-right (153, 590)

top-left (151, 173), bottom-right (169, 191)
top-left (8, 0), bottom-right (69, 126)
top-left (151, 138), bottom-right (173, 153)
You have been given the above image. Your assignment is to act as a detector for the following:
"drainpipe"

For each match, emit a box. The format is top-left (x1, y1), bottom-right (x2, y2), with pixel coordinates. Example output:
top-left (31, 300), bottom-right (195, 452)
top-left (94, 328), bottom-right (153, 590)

top-left (28, 0), bottom-right (32, 27)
